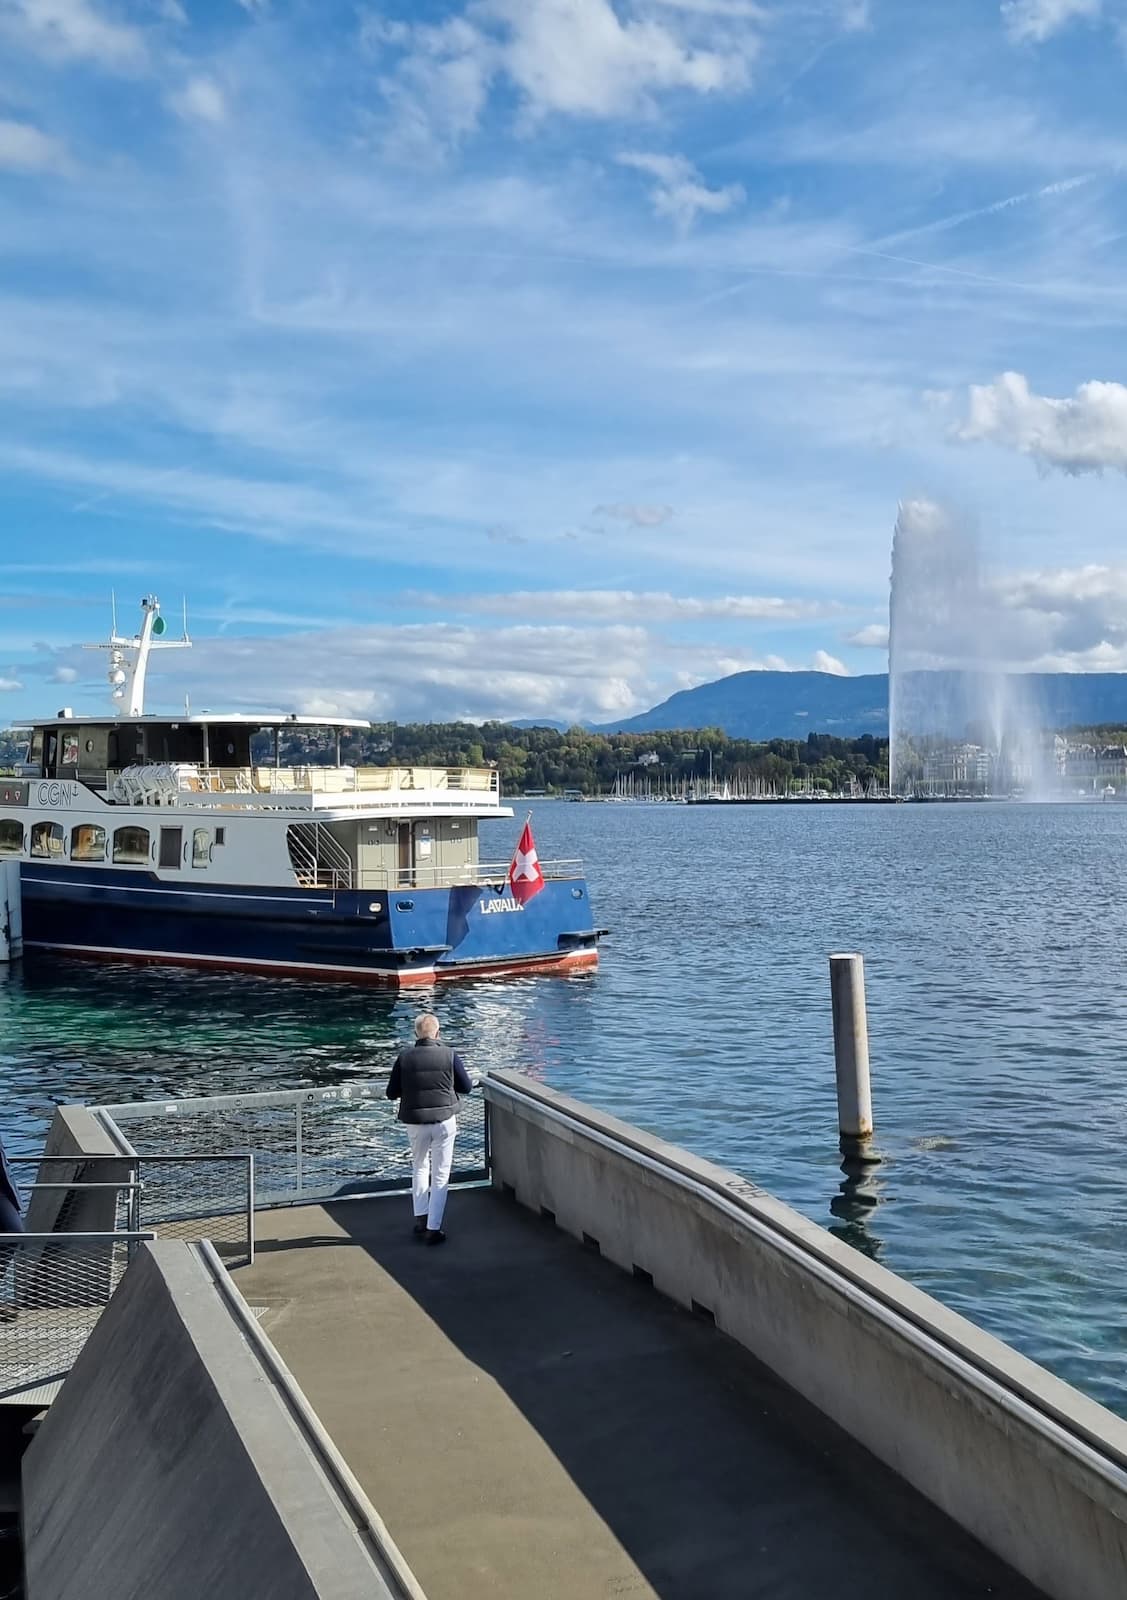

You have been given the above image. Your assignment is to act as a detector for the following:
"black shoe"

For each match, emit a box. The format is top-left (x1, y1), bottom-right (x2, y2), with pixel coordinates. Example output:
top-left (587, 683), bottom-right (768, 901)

top-left (425, 1229), bottom-right (447, 1247)
top-left (413, 1218), bottom-right (428, 1237)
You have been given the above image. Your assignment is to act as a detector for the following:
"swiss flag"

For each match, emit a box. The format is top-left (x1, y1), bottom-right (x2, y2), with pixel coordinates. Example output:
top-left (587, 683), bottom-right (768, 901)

top-left (508, 820), bottom-right (545, 904)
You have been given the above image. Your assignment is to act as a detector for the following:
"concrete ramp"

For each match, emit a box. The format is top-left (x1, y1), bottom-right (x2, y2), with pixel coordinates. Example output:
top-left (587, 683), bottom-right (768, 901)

top-left (22, 1241), bottom-right (422, 1600)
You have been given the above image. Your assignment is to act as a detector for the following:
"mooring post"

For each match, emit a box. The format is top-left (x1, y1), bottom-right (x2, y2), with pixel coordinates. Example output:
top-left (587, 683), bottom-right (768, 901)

top-left (828, 952), bottom-right (875, 1152)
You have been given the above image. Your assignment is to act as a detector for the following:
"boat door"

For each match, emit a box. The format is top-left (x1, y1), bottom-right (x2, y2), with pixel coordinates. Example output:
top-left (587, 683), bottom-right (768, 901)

top-left (159, 825), bottom-right (184, 871)
top-left (397, 822), bottom-right (413, 886)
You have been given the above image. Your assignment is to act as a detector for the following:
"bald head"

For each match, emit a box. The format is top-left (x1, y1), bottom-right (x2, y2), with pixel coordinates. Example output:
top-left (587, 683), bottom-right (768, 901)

top-left (415, 1014), bottom-right (440, 1040)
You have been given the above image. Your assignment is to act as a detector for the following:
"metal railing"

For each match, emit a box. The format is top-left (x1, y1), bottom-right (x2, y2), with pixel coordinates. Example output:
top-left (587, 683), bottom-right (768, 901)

top-left (106, 763), bottom-right (501, 803)
top-left (16, 1154), bottom-right (256, 1267)
top-left (94, 1079), bottom-right (487, 1209)
top-left (0, 1231), bottom-right (155, 1401)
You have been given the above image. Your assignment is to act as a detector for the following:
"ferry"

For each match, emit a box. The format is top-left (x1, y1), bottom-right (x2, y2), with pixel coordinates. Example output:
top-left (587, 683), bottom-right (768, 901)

top-left (0, 598), bottom-right (604, 986)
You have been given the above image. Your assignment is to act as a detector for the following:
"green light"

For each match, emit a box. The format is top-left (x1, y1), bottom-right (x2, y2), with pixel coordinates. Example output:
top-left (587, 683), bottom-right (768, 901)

top-left (152, 614), bottom-right (166, 637)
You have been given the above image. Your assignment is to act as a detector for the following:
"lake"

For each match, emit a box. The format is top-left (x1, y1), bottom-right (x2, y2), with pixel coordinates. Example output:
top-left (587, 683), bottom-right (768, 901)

top-left (3, 799), bottom-right (1126, 1413)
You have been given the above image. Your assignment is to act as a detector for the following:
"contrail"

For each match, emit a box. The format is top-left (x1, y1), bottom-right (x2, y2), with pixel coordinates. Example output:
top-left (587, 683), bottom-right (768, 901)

top-left (872, 173), bottom-right (1096, 249)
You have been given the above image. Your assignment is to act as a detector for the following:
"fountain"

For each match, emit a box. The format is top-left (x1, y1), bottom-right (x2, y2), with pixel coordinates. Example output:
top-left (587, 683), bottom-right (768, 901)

top-left (888, 500), bottom-right (1051, 798)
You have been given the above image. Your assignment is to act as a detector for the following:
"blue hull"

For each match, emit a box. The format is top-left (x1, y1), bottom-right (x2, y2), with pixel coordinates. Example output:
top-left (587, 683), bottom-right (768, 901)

top-left (18, 865), bottom-right (603, 985)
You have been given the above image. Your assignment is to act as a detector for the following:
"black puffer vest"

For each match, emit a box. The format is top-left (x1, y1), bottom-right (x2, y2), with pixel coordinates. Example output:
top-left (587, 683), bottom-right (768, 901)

top-left (394, 1040), bottom-right (460, 1124)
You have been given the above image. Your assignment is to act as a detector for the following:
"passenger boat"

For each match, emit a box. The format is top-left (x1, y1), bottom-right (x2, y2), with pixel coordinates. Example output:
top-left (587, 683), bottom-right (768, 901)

top-left (0, 598), bottom-right (604, 986)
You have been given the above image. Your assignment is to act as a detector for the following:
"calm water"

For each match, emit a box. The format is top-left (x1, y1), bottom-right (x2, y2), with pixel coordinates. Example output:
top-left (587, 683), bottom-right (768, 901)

top-left (3, 800), bottom-right (1127, 1411)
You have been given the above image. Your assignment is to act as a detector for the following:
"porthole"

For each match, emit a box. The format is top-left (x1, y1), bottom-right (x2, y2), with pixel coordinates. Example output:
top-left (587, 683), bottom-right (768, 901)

top-left (571, 887), bottom-right (585, 899)
top-left (396, 899), bottom-right (414, 912)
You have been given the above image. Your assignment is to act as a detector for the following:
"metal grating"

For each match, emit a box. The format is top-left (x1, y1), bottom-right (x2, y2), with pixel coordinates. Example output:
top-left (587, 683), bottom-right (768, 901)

top-left (0, 1233), bottom-right (153, 1402)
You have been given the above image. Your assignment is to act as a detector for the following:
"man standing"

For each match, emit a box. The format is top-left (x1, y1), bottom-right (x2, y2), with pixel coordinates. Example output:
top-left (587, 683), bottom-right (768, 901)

top-left (386, 1015), bottom-right (473, 1246)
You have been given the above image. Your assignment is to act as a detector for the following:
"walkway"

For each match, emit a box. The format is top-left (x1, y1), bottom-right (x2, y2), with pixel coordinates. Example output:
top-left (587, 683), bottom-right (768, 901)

top-left (237, 1188), bottom-right (1044, 1600)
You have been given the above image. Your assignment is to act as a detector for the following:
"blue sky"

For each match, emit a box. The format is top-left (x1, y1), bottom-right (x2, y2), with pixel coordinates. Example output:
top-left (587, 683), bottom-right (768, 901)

top-left (3, 0), bottom-right (1127, 724)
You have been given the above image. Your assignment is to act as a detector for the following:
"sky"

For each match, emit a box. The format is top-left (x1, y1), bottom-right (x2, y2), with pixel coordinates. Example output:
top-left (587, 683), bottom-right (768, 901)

top-left (3, 0), bottom-right (1127, 725)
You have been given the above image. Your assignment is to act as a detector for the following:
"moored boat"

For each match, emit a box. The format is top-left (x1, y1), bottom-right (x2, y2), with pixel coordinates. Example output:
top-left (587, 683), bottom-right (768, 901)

top-left (0, 598), bottom-right (605, 985)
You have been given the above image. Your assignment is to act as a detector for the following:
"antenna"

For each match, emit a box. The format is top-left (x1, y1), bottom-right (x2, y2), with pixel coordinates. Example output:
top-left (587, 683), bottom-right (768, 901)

top-left (110, 589), bottom-right (117, 638)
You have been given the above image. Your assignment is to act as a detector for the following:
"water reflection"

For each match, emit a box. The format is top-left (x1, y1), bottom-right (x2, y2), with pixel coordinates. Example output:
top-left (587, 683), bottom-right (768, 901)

top-left (828, 1147), bottom-right (886, 1261)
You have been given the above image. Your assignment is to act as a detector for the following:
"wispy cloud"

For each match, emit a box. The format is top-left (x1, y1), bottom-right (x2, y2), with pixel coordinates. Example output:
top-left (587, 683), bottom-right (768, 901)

top-left (168, 75), bottom-right (227, 125)
top-left (366, 0), bottom-right (761, 157)
top-left (0, 116), bottom-right (71, 174)
top-left (1001, 0), bottom-right (1101, 45)
top-left (617, 151), bottom-right (744, 231)
top-left (0, 0), bottom-right (149, 71)
top-left (592, 503), bottom-right (674, 527)
top-left (410, 588), bottom-right (835, 621)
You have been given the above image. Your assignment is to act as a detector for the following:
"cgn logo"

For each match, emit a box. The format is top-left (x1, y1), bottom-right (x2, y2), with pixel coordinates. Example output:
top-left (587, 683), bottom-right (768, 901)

top-left (479, 896), bottom-right (524, 915)
top-left (37, 781), bottom-right (79, 807)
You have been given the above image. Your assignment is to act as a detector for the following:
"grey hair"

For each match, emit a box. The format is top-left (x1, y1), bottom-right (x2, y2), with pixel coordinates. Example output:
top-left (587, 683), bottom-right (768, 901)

top-left (415, 1014), bottom-right (440, 1039)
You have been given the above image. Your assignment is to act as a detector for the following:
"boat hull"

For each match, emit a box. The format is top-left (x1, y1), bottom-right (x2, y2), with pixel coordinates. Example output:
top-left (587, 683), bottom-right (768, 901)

top-left (18, 865), bottom-right (603, 986)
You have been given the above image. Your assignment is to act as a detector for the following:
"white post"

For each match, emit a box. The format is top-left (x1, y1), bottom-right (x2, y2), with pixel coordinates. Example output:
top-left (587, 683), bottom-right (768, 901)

top-left (0, 860), bottom-right (23, 963)
top-left (829, 952), bottom-right (872, 1143)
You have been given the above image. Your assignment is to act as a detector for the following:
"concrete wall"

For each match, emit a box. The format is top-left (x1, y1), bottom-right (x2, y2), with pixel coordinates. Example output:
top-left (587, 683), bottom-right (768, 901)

top-left (485, 1069), bottom-right (1127, 1600)
top-left (22, 1242), bottom-right (421, 1600)
top-left (24, 1105), bottom-right (130, 1237)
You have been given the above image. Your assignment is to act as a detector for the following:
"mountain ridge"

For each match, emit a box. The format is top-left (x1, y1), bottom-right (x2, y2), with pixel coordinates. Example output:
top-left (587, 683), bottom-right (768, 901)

top-left (593, 670), bottom-right (1127, 740)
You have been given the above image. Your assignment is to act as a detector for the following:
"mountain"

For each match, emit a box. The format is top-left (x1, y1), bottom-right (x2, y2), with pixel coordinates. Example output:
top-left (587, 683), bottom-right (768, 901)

top-left (594, 670), bottom-right (1127, 740)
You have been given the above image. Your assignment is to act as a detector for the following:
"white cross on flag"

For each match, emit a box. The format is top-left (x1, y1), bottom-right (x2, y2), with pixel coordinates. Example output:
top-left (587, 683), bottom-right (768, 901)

top-left (508, 819), bottom-right (545, 904)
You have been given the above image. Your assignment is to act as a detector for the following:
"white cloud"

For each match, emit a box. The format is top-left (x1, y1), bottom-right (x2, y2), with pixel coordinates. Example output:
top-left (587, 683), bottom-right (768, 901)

top-left (1001, 0), bottom-right (1100, 45)
top-left (592, 502), bottom-right (673, 526)
top-left (648, 0), bottom-right (763, 15)
top-left (812, 649), bottom-right (849, 675)
top-left (0, 677), bottom-right (24, 692)
top-left (369, 0), bottom-right (759, 155)
top-left (617, 151), bottom-right (744, 231)
top-left (50, 664), bottom-right (79, 683)
top-left (846, 623), bottom-right (888, 648)
top-left (168, 75), bottom-right (227, 125)
top-left (134, 621), bottom-right (655, 723)
top-left (0, 118), bottom-right (71, 174)
top-left (0, 0), bottom-right (148, 70)
top-left (956, 371), bottom-right (1127, 474)
top-left (412, 588), bottom-right (833, 621)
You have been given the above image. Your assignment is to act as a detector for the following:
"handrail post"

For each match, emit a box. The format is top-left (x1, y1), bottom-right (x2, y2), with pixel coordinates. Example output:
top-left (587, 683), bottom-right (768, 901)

top-left (246, 1153), bottom-right (255, 1265)
top-left (295, 1101), bottom-right (304, 1199)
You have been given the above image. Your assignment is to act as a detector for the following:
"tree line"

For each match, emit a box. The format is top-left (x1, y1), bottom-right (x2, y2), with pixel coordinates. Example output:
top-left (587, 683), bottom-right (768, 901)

top-left (279, 723), bottom-right (891, 795)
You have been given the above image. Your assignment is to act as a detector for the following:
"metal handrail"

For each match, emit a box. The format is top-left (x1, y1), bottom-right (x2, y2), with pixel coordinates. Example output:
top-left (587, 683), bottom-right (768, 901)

top-left (17, 1151), bottom-right (256, 1265)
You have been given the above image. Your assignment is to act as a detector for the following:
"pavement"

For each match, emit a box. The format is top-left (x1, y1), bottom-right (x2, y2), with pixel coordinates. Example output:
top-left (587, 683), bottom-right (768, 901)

top-left (236, 1187), bottom-right (1046, 1600)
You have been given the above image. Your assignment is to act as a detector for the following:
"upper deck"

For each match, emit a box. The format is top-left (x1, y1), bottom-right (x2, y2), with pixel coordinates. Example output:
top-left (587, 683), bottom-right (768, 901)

top-left (9, 714), bottom-right (507, 816)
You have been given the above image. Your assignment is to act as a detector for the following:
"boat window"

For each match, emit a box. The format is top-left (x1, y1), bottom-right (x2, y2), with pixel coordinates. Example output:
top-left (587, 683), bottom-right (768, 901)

top-left (61, 734), bottom-right (80, 767)
top-left (158, 827), bottom-right (183, 870)
top-left (113, 825), bottom-right (151, 865)
top-left (192, 828), bottom-right (210, 868)
top-left (0, 820), bottom-right (23, 855)
top-left (71, 823), bottom-right (106, 862)
top-left (215, 827), bottom-right (225, 846)
top-left (30, 821), bottom-right (65, 858)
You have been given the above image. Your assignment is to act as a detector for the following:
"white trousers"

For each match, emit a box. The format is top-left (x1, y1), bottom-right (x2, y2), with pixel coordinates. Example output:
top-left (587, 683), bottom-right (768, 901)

top-left (407, 1117), bottom-right (457, 1231)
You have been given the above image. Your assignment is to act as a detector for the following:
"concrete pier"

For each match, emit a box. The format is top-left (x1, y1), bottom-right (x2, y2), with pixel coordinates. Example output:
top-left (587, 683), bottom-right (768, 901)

top-left (238, 1190), bottom-right (1043, 1600)
top-left (25, 1073), bottom-right (1127, 1599)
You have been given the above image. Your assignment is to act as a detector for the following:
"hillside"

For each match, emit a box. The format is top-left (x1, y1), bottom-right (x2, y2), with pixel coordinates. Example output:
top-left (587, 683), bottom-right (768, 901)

top-left (595, 670), bottom-right (1127, 739)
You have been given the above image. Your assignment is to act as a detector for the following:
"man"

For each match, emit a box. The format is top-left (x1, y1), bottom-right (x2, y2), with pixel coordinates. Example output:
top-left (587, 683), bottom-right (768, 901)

top-left (386, 1015), bottom-right (473, 1246)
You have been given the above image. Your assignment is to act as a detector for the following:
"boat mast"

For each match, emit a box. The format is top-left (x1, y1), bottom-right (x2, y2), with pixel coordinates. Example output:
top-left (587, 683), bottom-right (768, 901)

top-left (87, 594), bottom-right (192, 716)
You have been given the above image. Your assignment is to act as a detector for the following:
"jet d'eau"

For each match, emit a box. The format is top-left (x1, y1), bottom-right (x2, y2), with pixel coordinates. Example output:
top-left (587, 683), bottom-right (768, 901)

top-left (888, 500), bottom-right (1059, 799)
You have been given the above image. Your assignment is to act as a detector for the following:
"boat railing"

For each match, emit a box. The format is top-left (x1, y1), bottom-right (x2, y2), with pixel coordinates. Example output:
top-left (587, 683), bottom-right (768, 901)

top-left (106, 764), bottom-right (500, 804)
top-left (289, 859), bottom-right (584, 892)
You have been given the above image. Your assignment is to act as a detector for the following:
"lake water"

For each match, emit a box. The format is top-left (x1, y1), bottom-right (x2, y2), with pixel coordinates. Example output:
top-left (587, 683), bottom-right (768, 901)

top-left (3, 799), bottom-right (1127, 1412)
